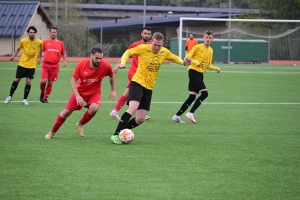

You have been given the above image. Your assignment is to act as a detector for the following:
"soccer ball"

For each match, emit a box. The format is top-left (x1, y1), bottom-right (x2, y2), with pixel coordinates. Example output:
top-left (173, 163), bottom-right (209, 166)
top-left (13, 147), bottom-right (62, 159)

top-left (119, 129), bottom-right (134, 144)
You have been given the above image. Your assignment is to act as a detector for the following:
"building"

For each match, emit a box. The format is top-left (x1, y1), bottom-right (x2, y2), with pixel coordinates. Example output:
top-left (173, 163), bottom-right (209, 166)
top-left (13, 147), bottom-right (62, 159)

top-left (0, 1), bottom-right (54, 56)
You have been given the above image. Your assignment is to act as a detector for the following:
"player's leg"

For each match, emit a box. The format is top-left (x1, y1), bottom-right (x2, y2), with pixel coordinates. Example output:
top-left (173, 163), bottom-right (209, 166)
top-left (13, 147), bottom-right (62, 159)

top-left (110, 87), bottom-right (129, 120)
top-left (43, 65), bottom-right (59, 103)
top-left (76, 93), bottom-right (101, 137)
top-left (40, 63), bottom-right (48, 102)
top-left (172, 70), bottom-right (200, 123)
top-left (111, 82), bottom-right (143, 144)
top-left (45, 93), bottom-right (80, 139)
top-left (125, 88), bottom-right (152, 129)
top-left (22, 68), bottom-right (35, 105)
top-left (185, 73), bottom-right (207, 123)
top-left (45, 108), bottom-right (73, 139)
top-left (5, 66), bottom-right (23, 103)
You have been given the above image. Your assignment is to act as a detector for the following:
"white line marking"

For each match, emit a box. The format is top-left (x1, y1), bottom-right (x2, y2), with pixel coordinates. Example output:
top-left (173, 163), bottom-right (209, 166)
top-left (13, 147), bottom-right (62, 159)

top-left (3, 101), bottom-right (300, 105)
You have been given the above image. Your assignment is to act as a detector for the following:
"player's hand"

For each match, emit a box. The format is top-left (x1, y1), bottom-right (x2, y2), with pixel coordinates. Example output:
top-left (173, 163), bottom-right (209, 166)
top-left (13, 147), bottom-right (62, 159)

top-left (75, 95), bottom-right (85, 106)
top-left (37, 58), bottom-right (41, 64)
top-left (113, 66), bottom-right (119, 74)
top-left (63, 61), bottom-right (67, 67)
top-left (10, 57), bottom-right (14, 61)
top-left (183, 57), bottom-right (192, 66)
top-left (109, 91), bottom-right (117, 100)
top-left (197, 63), bottom-right (202, 68)
top-left (117, 64), bottom-right (126, 69)
top-left (216, 67), bottom-right (221, 73)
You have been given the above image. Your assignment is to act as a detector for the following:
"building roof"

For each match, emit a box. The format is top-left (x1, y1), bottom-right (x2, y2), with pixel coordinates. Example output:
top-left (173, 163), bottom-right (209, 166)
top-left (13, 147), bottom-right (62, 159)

top-left (88, 13), bottom-right (237, 31)
top-left (41, 3), bottom-right (257, 15)
top-left (0, 1), bottom-right (54, 36)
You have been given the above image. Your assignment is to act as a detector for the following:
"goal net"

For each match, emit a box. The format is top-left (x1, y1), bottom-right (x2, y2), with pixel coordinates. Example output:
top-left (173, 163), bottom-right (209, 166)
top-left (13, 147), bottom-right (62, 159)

top-left (176, 18), bottom-right (300, 63)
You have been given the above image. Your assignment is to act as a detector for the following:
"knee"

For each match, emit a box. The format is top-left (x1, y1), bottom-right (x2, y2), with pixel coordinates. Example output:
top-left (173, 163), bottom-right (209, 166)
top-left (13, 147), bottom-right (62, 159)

top-left (61, 109), bottom-right (73, 118)
top-left (135, 117), bottom-right (145, 124)
top-left (201, 91), bottom-right (208, 99)
top-left (89, 104), bottom-right (99, 116)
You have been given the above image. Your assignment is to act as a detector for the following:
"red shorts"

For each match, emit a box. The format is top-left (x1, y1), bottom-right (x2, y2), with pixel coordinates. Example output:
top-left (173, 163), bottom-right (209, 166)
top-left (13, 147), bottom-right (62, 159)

top-left (41, 62), bottom-right (59, 81)
top-left (65, 92), bottom-right (101, 111)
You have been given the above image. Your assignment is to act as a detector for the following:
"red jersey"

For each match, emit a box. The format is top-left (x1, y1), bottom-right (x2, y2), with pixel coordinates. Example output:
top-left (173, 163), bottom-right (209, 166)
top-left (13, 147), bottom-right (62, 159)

top-left (72, 59), bottom-right (113, 96)
top-left (127, 40), bottom-right (151, 77)
top-left (43, 39), bottom-right (66, 64)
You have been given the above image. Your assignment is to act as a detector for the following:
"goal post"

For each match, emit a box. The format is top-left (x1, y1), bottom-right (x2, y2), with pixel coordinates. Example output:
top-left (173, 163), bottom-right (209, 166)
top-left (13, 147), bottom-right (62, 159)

top-left (177, 18), bottom-right (300, 63)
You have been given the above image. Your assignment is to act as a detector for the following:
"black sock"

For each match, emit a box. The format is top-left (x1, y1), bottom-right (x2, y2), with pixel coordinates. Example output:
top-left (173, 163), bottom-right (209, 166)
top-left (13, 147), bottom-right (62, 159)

top-left (24, 84), bottom-right (31, 99)
top-left (114, 112), bottom-right (132, 135)
top-left (9, 81), bottom-right (19, 97)
top-left (190, 91), bottom-right (208, 113)
top-left (176, 94), bottom-right (196, 116)
top-left (125, 118), bottom-right (140, 129)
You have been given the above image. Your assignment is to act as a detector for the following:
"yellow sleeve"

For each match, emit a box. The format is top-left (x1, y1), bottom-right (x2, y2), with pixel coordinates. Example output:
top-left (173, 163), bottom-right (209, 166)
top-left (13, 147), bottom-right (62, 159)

top-left (166, 51), bottom-right (184, 65)
top-left (120, 49), bottom-right (131, 65)
top-left (206, 50), bottom-right (218, 70)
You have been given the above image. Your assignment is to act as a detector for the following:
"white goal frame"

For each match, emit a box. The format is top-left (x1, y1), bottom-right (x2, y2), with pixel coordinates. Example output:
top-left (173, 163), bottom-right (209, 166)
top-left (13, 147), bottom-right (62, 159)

top-left (178, 18), bottom-right (300, 62)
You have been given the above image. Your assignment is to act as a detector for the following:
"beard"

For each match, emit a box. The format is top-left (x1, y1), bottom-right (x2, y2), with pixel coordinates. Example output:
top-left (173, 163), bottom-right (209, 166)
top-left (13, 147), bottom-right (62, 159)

top-left (92, 60), bottom-right (100, 67)
top-left (142, 38), bottom-right (149, 43)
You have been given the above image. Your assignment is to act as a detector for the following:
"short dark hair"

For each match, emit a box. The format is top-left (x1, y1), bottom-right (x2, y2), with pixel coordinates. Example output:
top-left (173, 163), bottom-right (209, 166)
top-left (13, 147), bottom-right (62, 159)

top-left (143, 27), bottom-right (152, 31)
top-left (27, 26), bottom-right (37, 33)
top-left (91, 47), bottom-right (103, 54)
top-left (50, 26), bottom-right (58, 31)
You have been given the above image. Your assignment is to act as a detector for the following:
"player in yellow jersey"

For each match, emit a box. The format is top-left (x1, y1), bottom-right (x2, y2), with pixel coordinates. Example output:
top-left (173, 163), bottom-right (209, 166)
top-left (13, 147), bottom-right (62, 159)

top-left (110, 32), bottom-right (193, 144)
top-left (172, 30), bottom-right (221, 124)
top-left (4, 26), bottom-right (43, 105)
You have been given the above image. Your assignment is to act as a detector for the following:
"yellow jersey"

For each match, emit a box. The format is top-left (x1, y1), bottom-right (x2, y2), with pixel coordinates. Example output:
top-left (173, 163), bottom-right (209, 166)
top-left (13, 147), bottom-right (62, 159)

top-left (121, 44), bottom-right (185, 90)
top-left (187, 43), bottom-right (218, 73)
top-left (18, 37), bottom-right (43, 69)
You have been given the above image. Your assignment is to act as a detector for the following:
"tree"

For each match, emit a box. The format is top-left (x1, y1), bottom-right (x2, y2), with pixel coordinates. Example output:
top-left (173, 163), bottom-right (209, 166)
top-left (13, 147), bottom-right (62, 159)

top-left (44, 0), bottom-right (98, 56)
top-left (259, 0), bottom-right (300, 19)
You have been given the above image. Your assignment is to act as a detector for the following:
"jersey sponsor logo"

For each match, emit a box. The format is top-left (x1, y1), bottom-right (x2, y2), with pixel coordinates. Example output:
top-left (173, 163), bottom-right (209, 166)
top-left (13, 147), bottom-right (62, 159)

top-left (147, 56), bottom-right (160, 72)
top-left (82, 78), bottom-right (99, 82)
top-left (47, 48), bottom-right (59, 52)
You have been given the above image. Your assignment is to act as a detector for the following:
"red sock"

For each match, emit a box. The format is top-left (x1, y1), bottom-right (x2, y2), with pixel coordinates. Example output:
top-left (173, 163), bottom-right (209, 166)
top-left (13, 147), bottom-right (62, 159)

top-left (51, 114), bottom-right (66, 133)
top-left (44, 84), bottom-right (53, 100)
top-left (79, 111), bottom-right (93, 125)
top-left (40, 82), bottom-right (46, 94)
top-left (114, 95), bottom-right (127, 111)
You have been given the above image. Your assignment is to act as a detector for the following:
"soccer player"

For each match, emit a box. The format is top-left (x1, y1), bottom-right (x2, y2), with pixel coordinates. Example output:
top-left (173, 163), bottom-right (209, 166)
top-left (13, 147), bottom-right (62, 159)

top-left (172, 30), bottom-right (221, 124)
top-left (110, 27), bottom-right (152, 121)
top-left (4, 26), bottom-right (43, 105)
top-left (186, 33), bottom-right (198, 53)
top-left (110, 32), bottom-right (193, 144)
top-left (45, 48), bottom-right (117, 139)
top-left (40, 26), bottom-right (67, 103)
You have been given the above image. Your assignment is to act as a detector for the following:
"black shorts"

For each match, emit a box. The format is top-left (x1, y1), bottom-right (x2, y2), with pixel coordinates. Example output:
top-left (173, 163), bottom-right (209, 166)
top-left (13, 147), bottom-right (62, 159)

top-left (15, 65), bottom-right (35, 79)
top-left (128, 81), bottom-right (152, 111)
top-left (188, 69), bottom-right (206, 94)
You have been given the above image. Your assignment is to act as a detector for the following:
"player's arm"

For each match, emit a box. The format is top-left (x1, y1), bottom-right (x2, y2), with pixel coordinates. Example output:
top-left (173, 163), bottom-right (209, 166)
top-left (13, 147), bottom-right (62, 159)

top-left (186, 46), bottom-right (201, 67)
top-left (117, 48), bottom-right (134, 69)
top-left (10, 48), bottom-right (20, 61)
top-left (168, 53), bottom-right (192, 66)
top-left (206, 53), bottom-right (220, 73)
top-left (114, 42), bottom-right (135, 73)
top-left (108, 74), bottom-right (117, 100)
top-left (62, 52), bottom-right (67, 67)
top-left (70, 76), bottom-right (84, 106)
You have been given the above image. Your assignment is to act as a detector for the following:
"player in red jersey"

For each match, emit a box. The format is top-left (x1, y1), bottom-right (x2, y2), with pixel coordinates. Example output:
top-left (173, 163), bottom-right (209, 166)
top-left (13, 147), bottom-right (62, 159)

top-left (40, 26), bottom-right (67, 103)
top-left (45, 48), bottom-right (117, 139)
top-left (110, 27), bottom-right (152, 121)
